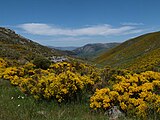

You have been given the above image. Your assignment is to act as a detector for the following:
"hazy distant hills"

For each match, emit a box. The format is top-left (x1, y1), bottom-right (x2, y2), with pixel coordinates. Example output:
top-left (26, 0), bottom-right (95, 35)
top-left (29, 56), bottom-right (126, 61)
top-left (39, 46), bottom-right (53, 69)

top-left (54, 46), bottom-right (78, 51)
top-left (0, 27), bottom-right (64, 62)
top-left (95, 31), bottom-right (160, 72)
top-left (72, 43), bottom-right (120, 59)
top-left (50, 43), bottom-right (120, 60)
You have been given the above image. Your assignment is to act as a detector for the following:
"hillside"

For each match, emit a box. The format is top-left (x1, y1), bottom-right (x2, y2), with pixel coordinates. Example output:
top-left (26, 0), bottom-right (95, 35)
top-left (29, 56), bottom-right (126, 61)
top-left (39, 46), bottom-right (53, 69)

top-left (95, 31), bottom-right (160, 71)
top-left (0, 27), bottom-right (64, 63)
top-left (73, 43), bottom-right (120, 59)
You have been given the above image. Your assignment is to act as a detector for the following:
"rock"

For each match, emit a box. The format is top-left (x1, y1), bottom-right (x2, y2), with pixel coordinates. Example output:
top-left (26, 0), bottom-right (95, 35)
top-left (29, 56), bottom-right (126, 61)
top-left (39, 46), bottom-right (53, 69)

top-left (49, 56), bottom-right (68, 63)
top-left (106, 106), bottom-right (124, 120)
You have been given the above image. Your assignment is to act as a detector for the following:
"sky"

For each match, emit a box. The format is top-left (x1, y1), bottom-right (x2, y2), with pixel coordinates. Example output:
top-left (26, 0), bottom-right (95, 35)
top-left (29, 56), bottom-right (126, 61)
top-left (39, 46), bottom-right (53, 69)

top-left (0, 0), bottom-right (160, 47)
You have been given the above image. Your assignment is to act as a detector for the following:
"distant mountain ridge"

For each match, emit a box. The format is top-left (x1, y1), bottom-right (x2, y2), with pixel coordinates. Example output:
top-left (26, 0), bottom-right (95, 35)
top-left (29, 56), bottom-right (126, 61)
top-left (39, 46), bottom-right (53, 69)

top-left (95, 31), bottom-right (160, 72)
top-left (52, 46), bottom-right (78, 51)
top-left (73, 43), bottom-right (120, 59)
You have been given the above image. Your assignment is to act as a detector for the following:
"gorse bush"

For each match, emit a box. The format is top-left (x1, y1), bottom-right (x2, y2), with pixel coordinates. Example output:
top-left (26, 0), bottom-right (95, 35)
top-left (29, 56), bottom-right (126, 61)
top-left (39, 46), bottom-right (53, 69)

top-left (0, 58), bottom-right (7, 78)
top-left (20, 70), bottom-right (94, 102)
top-left (90, 71), bottom-right (160, 118)
top-left (0, 58), bottom-right (7, 68)
top-left (2, 67), bottom-right (24, 85)
top-left (1, 61), bottom-right (101, 103)
top-left (1, 57), bottom-right (160, 119)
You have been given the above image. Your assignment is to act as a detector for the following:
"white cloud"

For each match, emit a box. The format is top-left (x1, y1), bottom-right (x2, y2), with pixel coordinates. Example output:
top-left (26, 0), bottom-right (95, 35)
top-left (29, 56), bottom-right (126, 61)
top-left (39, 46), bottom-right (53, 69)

top-left (121, 22), bottom-right (144, 26)
top-left (18, 23), bottom-right (143, 36)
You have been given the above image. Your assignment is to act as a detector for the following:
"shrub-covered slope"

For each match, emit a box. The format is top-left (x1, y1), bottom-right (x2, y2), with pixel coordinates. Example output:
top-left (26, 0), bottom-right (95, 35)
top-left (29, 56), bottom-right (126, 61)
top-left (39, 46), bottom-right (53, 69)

top-left (95, 31), bottom-right (160, 71)
top-left (0, 27), bottom-right (63, 61)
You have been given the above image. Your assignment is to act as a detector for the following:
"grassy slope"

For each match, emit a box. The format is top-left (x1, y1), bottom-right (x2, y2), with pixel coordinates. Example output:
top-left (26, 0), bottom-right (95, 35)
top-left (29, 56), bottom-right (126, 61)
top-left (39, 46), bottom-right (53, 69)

top-left (0, 79), bottom-right (108, 120)
top-left (95, 31), bottom-right (160, 71)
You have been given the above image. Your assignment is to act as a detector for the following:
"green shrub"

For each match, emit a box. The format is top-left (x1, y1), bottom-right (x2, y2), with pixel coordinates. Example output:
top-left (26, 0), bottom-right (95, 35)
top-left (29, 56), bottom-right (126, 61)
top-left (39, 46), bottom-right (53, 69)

top-left (33, 57), bottom-right (51, 70)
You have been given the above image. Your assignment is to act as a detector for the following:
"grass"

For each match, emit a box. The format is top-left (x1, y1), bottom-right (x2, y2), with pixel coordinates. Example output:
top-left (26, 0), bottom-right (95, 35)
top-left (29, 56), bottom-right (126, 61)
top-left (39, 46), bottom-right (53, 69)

top-left (0, 79), bottom-right (108, 120)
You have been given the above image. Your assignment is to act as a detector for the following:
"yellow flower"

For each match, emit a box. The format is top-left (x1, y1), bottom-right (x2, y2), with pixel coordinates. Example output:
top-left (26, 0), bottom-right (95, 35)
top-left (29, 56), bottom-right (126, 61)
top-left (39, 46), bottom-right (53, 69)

top-left (34, 95), bottom-right (40, 100)
top-left (120, 102), bottom-right (127, 110)
top-left (61, 89), bottom-right (68, 94)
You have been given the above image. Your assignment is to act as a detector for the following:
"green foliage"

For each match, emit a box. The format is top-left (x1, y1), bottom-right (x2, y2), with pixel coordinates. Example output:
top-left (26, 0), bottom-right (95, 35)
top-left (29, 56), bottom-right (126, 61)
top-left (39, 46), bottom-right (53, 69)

top-left (33, 57), bottom-right (51, 70)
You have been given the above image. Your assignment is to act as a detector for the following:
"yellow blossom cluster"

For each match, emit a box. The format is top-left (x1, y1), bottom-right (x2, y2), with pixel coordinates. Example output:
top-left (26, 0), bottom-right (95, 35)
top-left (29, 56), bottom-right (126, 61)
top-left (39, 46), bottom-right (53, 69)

top-left (2, 67), bottom-right (25, 85)
top-left (1, 61), bottom-right (101, 103)
top-left (0, 58), bottom-right (7, 68)
top-left (90, 71), bottom-right (160, 118)
top-left (90, 88), bottom-right (119, 110)
top-left (0, 58), bottom-right (7, 78)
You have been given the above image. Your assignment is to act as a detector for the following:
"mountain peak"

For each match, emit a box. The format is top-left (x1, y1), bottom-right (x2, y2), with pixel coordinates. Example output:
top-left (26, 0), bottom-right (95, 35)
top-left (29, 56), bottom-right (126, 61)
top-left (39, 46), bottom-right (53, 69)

top-left (0, 27), bottom-right (15, 33)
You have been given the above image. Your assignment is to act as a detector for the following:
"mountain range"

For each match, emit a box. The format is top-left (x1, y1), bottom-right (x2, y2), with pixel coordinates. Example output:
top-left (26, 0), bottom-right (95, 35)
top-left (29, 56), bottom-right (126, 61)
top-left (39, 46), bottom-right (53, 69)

top-left (50, 43), bottom-right (120, 60)
top-left (0, 27), bottom-right (160, 72)
top-left (72, 43), bottom-right (120, 59)
top-left (53, 46), bottom-right (78, 51)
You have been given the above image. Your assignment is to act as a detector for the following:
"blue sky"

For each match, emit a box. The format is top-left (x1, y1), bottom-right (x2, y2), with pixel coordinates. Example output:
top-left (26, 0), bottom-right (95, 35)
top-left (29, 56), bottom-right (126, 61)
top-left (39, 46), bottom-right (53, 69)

top-left (0, 0), bottom-right (160, 47)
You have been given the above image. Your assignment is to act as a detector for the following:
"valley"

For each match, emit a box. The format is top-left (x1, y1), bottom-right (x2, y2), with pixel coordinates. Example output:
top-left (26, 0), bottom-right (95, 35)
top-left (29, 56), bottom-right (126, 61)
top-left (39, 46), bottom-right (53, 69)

top-left (1, 1), bottom-right (160, 119)
top-left (0, 28), bottom-right (160, 120)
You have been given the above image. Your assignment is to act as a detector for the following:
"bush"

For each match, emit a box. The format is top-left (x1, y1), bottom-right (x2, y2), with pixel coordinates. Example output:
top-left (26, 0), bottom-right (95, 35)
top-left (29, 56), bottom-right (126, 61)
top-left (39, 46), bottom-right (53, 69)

top-left (33, 57), bottom-right (51, 70)
top-left (2, 62), bottom-right (101, 103)
top-left (0, 58), bottom-right (7, 78)
top-left (90, 71), bottom-right (160, 118)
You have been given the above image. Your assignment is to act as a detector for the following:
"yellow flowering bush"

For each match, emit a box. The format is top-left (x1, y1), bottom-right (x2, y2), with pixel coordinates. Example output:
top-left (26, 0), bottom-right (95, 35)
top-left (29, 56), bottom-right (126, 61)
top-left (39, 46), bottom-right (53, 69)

top-left (2, 61), bottom-right (101, 103)
top-left (2, 67), bottom-right (24, 85)
top-left (90, 88), bottom-right (119, 110)
top-left (49, 62), bottom-right (101, 91)
top-left (90, 71), bottom-right (160, 118)
top-left (50, 62), bottom-right (100, 79)
top-left (0, 58), bottom-right (7, 78)
top-left (0, 58), bottom-right (7, 68)
top-left (19, 70), bottom-right (95, 102)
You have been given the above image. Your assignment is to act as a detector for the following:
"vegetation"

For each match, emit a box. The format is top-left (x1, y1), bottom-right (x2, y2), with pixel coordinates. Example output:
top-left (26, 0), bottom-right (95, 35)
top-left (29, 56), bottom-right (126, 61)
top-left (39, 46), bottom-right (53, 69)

top-left (1, 57), bottom-right (160, 119)
top-left (0, 27), bottom-right (64, 63)
top-left (0, 79), bottom-right (108, 120)
top-left (1, 29), bottom-right (160, 120)
top-left (1, 61), bottom-right (100, 102)
top-left (33, 56), bottom-right (51, 69)
top-left (95, 31), bottom-right (160, 72)
top-left (90, 71), bottom-right (160, 119)
top-left (0, 58), bottom-right (108, 120)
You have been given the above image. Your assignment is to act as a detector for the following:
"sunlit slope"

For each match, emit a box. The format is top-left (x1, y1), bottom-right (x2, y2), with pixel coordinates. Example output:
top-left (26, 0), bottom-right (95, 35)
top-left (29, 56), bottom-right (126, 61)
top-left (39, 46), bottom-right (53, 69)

top-left (95, 31), bottom-right (160, 71)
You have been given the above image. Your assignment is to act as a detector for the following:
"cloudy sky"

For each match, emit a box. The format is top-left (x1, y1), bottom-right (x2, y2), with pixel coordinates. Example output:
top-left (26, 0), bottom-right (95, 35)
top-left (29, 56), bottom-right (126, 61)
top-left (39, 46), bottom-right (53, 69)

top-left (0, 0), bottom-right (160, 47)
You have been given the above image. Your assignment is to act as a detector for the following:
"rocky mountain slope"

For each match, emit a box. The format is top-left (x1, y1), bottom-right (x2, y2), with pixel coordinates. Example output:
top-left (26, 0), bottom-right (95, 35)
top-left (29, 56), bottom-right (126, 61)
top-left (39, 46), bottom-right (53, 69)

top-left (73, 43), bottom-right (120, 59)
top-left (0, 27), bottom-right (64, 62)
